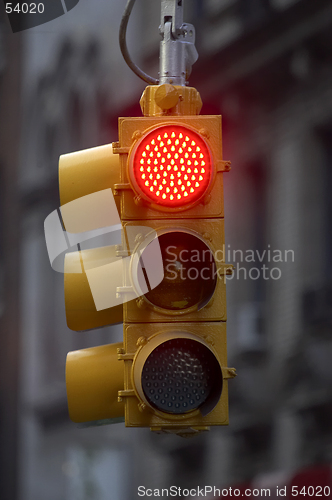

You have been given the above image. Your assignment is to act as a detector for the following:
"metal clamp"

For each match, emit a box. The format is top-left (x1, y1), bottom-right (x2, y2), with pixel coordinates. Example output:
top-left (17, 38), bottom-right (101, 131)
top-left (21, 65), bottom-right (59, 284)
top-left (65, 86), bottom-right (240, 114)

top-left (159, 0), bottom-right (198, 86)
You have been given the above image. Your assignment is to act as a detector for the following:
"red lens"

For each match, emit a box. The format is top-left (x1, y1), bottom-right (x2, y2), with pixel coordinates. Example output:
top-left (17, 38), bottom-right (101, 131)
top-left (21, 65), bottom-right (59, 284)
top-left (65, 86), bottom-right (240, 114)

top-left (130, 125), bottom-right (212, 208)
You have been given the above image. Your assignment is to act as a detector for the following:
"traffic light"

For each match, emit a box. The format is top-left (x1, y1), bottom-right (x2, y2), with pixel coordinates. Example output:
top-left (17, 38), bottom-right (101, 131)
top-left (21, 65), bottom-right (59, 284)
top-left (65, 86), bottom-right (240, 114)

top-left (44, 0), bottom-right (237, 436)
top-left (57, 83), bottom-right (235, 436)
top-left (114, 84), bottom-right (235, 435)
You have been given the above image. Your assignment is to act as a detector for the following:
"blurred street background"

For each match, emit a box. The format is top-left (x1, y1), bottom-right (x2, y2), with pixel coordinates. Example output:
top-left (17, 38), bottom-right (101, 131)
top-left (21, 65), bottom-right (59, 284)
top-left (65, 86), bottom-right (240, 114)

top-left (1, 0), bottom-right (332, 499)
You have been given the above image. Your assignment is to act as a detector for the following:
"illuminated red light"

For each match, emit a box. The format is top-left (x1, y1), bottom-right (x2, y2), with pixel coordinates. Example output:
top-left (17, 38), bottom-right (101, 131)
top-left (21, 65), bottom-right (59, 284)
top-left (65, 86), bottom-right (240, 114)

top-left (130, 125), bottom-right (213, 208)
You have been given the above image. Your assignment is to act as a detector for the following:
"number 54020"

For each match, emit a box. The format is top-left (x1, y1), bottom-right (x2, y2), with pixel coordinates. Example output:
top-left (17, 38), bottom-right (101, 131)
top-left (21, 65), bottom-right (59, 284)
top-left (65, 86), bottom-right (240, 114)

top-left (6, 3), bottom-right (45, 14)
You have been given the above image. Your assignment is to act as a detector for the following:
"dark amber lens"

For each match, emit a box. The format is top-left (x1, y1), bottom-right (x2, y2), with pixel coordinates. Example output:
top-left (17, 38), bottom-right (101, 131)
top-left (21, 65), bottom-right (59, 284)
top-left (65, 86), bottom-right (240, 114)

top-left (138, 231), bottom-right (217, 312)
top-left (141, 338), bottom-right (222, 415)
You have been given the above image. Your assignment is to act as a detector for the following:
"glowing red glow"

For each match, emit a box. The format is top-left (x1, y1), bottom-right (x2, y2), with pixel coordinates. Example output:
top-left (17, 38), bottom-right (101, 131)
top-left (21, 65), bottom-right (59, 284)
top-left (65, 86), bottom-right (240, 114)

top-left (130, 125), bottom-right (212, 208)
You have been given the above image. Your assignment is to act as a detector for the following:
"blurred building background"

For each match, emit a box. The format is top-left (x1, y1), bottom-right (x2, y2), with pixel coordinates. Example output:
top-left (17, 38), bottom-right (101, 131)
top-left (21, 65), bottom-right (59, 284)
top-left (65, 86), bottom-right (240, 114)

top-left (1, 0), bottom-right (332, 499)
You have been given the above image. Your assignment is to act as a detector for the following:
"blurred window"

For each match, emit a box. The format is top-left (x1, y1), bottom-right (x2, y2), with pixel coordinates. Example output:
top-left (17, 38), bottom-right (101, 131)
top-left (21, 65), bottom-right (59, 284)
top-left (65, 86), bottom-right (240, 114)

top-left (270, 0), bottom-right (300, 10)
top-left (204, 0), bottom-right (237, 19)
top-left (0, 163), bottom-right (4, 319)
top-left (301, 126), bottom-right (332, 331)
top-left (246, 160), bottom-right (268, 306)
top-left (318, 127), bottom-right (332, 283)
top-left (233, 423), bottom-right (273, 477)
top-left (238, 160), bottom-right (268, 353)
top-left (239, 0), bottom-right (272, 25)
top-left (235, 160), bottom-right (268, 355)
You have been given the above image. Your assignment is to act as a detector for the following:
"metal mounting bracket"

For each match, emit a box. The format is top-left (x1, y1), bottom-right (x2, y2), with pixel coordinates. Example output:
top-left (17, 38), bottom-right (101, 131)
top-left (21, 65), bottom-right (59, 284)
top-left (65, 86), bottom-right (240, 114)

top-left (159, 0), bottom-right (198, 86)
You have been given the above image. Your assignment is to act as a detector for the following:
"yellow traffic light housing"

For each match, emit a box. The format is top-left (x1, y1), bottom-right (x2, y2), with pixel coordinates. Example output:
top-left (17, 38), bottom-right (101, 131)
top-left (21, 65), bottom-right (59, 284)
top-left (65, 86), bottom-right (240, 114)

top-left (66, 343), bottom-right (125, 424)
top-left (45, 0), bottom-right (237, 436)
top-left (108, 85), bottom-right (235, 434)
top-left (58, 84), bottom-right (236, 434)
top-left (59, 144), bottom-right (123, 331)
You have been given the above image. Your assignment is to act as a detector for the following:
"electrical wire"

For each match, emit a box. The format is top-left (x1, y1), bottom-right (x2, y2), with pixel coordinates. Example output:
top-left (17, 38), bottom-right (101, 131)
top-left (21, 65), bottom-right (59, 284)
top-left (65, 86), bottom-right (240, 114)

top-left (119, 0), bottom-right (158, 85)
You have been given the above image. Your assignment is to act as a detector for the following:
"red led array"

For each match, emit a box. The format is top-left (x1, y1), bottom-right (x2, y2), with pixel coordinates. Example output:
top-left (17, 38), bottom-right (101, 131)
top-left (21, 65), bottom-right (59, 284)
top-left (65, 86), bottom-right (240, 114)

top-left (130, 125), bottom-right (212, 208)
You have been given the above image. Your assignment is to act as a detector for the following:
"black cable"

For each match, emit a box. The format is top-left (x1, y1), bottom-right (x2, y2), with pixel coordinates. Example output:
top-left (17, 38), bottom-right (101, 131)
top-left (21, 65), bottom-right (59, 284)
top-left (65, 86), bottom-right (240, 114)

top-left (119, 0), bottom-right (158, 85)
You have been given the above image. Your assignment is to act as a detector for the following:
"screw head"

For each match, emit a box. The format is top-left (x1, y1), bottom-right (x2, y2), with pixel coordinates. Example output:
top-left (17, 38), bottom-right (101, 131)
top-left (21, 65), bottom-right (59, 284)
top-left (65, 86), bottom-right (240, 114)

top-left (132, 130), bottom-right (143, 141)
